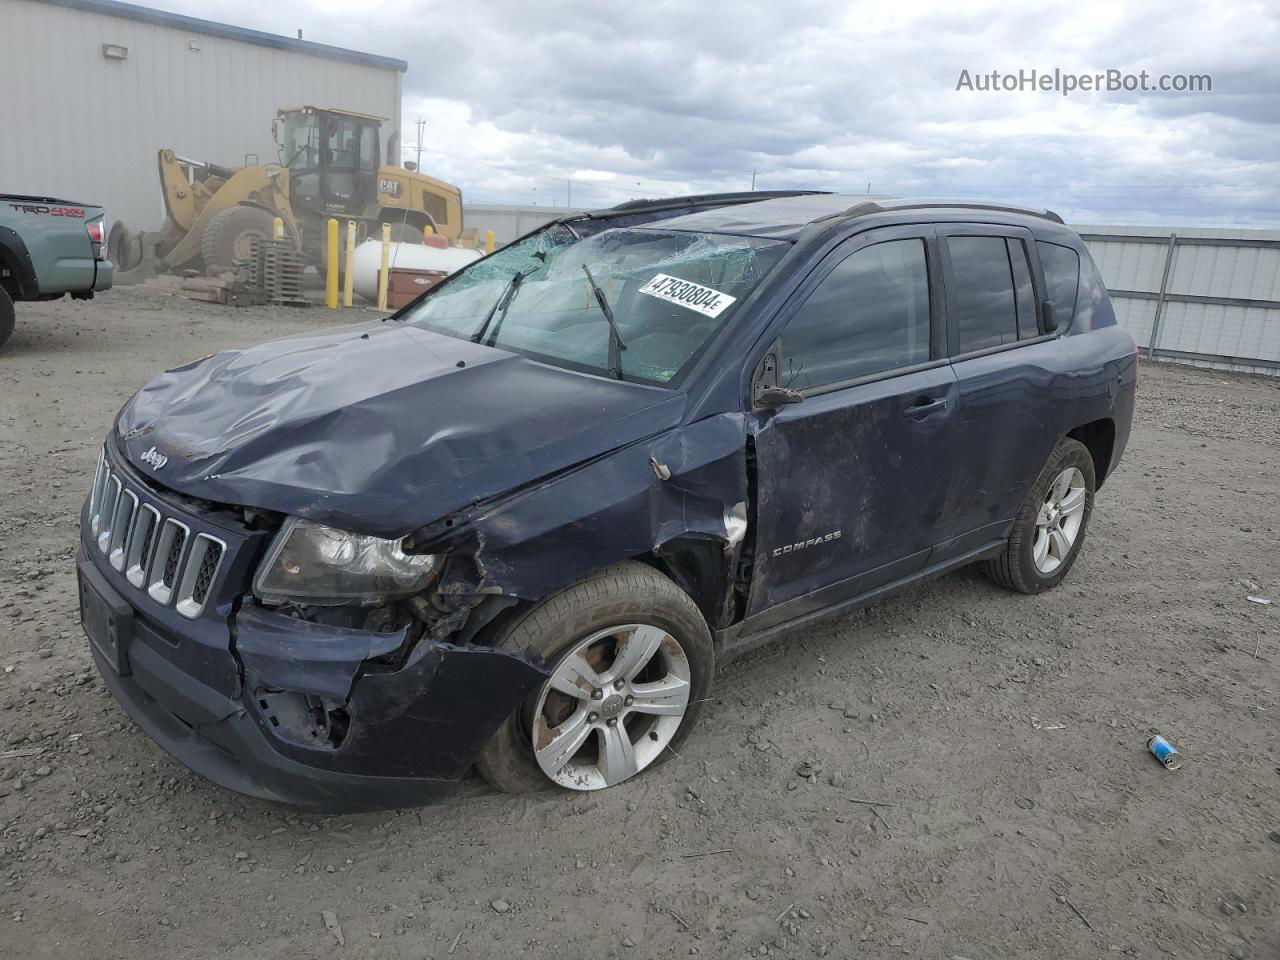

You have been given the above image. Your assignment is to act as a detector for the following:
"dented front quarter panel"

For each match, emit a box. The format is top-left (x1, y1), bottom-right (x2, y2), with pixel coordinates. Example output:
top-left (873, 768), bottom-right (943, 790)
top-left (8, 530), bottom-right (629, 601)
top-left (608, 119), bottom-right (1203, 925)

top-left (414, 412), bottom-right (751, 613)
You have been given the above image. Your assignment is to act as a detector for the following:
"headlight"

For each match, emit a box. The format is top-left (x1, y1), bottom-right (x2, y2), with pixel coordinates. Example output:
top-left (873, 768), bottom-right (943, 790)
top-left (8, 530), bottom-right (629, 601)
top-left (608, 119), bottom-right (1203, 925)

top-left (253, 518), bottom-right (441, 606)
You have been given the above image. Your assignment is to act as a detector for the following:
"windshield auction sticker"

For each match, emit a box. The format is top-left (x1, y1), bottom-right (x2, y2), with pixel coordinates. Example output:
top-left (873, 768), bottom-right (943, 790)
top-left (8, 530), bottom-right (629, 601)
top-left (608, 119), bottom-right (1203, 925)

top-left (638, 274), bottom-right (737, 318)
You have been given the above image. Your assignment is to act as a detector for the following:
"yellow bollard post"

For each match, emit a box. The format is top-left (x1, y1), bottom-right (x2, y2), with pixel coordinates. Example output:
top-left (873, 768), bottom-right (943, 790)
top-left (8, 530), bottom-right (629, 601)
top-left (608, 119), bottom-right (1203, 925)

top-left (342, 221), bottom-right (356, 307)
top-left (376, 223), bottom-right (391, 311)
top-left (272, 217), bottom-right (284, 240)
top-left (325, 218), bottom-right (339, 309)
top-left (422, 224), bottom-right (434, 240)
top-left (484, 229), bottom-right (495, 253)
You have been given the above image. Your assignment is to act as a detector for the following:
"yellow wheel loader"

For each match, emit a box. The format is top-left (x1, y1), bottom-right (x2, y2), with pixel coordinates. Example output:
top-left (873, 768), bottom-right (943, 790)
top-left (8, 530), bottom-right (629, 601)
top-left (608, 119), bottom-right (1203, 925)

top-left (109, 106), bottom-right (464, 281)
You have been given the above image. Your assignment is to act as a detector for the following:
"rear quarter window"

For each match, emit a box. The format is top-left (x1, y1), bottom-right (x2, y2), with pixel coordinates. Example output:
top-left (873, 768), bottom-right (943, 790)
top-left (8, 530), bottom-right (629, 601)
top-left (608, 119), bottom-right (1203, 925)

top-left (1036, 241), bottom-right (1080, 330)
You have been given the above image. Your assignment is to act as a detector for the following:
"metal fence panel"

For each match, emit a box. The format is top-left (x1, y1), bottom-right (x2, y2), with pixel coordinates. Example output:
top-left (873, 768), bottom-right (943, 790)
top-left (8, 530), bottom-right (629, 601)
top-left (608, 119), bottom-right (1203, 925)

top-left (1079, 225), bottom-right (1280, 376)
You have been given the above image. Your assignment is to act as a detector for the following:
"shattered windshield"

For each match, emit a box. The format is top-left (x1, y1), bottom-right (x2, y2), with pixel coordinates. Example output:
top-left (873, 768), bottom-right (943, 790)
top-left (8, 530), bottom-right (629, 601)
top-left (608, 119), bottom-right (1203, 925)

top-left (400, 225), bottom-right (788, 385)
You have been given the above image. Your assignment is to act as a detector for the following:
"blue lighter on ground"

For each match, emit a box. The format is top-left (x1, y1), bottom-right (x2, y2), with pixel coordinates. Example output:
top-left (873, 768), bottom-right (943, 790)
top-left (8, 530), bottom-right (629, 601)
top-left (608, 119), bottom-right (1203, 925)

top-left (1148, 734), bottom-right (1182, 770)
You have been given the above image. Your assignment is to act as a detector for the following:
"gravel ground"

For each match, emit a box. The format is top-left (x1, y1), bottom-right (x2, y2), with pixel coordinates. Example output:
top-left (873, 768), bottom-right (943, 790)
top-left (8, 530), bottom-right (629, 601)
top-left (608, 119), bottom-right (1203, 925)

top-left (1, 287), bottom-right (1277, 960)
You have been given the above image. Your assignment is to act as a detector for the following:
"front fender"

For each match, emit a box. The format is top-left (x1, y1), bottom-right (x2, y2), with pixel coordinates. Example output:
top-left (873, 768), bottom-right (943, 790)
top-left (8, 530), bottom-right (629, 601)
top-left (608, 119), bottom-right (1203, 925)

top-left (410, 413), bottom-right (750, 613)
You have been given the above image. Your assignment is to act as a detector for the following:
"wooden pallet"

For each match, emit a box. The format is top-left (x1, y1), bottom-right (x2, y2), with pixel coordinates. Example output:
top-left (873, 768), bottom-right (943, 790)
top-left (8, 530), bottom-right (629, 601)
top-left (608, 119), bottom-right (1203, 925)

top-left (249, 238), bottom-right (309, 307)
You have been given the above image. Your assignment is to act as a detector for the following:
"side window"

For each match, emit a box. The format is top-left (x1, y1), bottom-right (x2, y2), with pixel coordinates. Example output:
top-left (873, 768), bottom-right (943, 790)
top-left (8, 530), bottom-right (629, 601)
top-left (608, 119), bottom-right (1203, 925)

top-left (359, 125), bottom-right (378, 172)
top-left (945, 236), bottom-right (1018, 352)
top-left (781, 238), bottom-right (931, 391)
top-left (1007, 239), bottom-right (1039, 339)
top-left (1036, 241), bottom-right (1081, 330)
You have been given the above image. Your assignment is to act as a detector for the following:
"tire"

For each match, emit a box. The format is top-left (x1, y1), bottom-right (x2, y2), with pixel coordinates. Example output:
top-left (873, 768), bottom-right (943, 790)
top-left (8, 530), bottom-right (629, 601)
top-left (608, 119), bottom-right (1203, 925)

top-left (476, 561), bottom-right (714, 794)
top-left (983, 437), bottom-right (1096, 594)
top-left (0, 285), bottom-right (14, 352)
top-left (200, 205), bottom-right (277, 274)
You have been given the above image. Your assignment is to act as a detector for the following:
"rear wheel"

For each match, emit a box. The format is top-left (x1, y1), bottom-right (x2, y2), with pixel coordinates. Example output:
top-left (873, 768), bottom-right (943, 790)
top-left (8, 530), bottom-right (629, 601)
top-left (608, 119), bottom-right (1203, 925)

top-left (476, 562), bottom-right (714, 793)
top-left (983, 437), bottom-right (1096, 594)
top-left (0, 285), bottom-right (14, 351)
top-left (200, 205), bottom-right (277, 274)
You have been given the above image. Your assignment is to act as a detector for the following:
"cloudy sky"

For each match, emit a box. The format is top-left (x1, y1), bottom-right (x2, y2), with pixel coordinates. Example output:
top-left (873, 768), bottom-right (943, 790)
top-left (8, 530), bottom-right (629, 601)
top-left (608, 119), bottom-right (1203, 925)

top-left (162, 0), bottom-right (1279, 225)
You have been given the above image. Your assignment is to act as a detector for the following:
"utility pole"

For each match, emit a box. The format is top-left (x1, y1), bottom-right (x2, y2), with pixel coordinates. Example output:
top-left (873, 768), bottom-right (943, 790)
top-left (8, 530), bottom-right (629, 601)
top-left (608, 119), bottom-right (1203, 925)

top-left (414, 118), bottom-right (426, 170)
top-left (567, 179), bottom-right (572, 207)
top-left (751, 168), bottom-right (757, 190)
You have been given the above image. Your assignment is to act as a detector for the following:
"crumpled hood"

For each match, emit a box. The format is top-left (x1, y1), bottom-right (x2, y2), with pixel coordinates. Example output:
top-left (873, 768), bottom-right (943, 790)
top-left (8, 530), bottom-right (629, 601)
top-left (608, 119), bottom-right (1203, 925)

top-left (116, 321), bottom-right (685, 538)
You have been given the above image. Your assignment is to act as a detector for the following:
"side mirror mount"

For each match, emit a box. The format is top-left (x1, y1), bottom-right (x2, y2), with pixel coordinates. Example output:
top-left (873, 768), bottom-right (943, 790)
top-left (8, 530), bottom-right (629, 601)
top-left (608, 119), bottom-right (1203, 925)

top-left (752, 347), bottom-right (804, 408)
top-left (756, 385), bottom-right (805, 407)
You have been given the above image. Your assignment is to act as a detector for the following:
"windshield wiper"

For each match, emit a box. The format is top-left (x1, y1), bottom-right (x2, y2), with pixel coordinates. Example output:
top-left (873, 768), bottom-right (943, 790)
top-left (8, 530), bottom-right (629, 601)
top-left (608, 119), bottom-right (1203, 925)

top-left (581, 264), bottom-right (627, 380)
top-left (470, 270), bottom-right (528, 344)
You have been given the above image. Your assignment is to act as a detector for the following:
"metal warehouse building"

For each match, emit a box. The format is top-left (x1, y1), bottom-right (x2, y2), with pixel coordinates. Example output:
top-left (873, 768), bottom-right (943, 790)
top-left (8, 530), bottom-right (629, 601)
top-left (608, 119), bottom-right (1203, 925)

top-left (0, 0), bottom-right (405, 233)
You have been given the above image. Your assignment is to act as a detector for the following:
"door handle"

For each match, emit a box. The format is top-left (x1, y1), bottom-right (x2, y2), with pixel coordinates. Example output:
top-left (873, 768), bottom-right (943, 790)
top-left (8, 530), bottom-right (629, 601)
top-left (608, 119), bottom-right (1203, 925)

top-left (903, 397), bottom-right (948, 419)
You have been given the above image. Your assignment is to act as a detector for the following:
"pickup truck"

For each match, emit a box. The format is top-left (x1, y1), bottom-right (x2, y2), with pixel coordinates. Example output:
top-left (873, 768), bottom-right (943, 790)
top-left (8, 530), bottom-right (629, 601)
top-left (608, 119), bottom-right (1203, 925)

top-left (0, 194), bottom-right (113, 349)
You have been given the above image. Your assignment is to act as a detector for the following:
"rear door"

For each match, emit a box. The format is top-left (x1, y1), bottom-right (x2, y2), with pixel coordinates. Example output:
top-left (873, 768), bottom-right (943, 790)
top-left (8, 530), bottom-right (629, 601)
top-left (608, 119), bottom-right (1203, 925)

top-left (930, 225), bottom-right (1064, 562)
top-left (746, 225), bottom-right (958, 627)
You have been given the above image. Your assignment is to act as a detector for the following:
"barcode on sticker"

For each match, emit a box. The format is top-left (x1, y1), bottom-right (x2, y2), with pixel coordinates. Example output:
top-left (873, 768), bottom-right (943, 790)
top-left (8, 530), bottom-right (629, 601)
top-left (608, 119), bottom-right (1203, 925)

top-left (638, 274), bottom-right (737, 318)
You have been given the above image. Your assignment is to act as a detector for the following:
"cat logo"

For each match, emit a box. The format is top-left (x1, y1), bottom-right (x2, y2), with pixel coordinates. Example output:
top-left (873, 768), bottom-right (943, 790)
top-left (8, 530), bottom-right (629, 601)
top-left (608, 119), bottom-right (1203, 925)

top-left (378, 177), bottom-right (403, 198)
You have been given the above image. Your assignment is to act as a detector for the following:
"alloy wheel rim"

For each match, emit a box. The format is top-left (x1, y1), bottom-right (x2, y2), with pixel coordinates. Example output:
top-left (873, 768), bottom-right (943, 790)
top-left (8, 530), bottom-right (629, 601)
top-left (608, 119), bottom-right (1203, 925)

top-left (530, 623), bottom-right (691, 791)
top-left (1033, 466), bottom-right (1086, 574)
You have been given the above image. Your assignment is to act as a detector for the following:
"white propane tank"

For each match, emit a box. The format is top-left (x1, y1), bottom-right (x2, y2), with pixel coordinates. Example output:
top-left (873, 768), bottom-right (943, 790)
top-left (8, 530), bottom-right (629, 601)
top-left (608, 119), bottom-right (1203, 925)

top-left (351, 240), bottom-right (482, 302)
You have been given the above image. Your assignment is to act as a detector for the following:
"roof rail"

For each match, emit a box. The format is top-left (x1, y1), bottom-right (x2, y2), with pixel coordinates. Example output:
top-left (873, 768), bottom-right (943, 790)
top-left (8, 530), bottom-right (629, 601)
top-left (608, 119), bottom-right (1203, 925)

top-left (592, 190), bottom-right (831, 217)
top-left (820, 197), bottom-right (1065, 225)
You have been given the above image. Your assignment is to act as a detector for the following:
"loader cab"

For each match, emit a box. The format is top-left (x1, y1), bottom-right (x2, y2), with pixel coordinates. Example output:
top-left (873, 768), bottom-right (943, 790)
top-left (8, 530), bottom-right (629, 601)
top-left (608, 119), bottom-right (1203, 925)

top-left (276, 107), bottom-right (381, 216)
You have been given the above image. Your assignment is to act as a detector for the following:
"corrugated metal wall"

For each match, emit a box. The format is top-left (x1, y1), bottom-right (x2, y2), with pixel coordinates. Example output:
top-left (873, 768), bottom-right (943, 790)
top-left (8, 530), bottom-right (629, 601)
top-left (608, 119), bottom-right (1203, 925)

top-left (1081, 225), bottom-right (1280, 376)
top-left (0, 0), bottom-right (402, 232)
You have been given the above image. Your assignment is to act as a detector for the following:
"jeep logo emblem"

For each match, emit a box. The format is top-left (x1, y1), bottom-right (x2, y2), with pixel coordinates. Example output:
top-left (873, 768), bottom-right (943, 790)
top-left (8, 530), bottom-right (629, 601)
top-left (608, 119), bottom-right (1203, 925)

top-left (139, 445), bottom-right (168, 471)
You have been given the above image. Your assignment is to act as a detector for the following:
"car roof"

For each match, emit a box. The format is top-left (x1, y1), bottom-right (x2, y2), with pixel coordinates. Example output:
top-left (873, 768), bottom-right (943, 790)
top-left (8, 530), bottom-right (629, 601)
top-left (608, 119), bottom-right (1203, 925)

top-left (644, 194), bottom-right (1066, 240)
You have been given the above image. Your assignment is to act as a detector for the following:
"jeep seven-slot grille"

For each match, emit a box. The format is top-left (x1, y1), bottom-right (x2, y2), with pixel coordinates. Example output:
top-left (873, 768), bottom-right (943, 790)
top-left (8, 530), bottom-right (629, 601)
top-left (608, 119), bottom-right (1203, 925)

top-left (191, 543), bottom-right (222, 606)
top-left (161, 527), bottom-right (187, 587)
top-left (87, 450), bottom-right (227, 620)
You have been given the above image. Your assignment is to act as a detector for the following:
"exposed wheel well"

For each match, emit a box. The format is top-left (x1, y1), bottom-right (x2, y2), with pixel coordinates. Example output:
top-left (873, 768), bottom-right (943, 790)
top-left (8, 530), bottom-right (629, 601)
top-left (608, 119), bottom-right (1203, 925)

top-left (1067, 418), bottom-right (1116, 487)
top-left (466, 549), bottom-right (726, 647)
top-left (0, 245), bottom-right (27, 299)
top-left (638, 537), bottom-right (735, 629)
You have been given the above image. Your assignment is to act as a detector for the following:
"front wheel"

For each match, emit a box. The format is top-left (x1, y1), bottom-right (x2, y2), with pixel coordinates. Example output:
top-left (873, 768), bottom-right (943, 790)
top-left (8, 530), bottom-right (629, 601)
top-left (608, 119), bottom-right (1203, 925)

top-left (200, 205), bottom-right (277, 274)
top-left (476, 562), bottom-right (714, 793)
top-left (983, 437), bottom-right (1096, 594)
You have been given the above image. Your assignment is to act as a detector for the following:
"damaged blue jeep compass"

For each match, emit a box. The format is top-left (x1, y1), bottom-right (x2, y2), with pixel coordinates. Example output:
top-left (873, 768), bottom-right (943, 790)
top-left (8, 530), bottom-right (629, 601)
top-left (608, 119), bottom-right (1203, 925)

top-left (78, 193), bottom-right (1136, 810)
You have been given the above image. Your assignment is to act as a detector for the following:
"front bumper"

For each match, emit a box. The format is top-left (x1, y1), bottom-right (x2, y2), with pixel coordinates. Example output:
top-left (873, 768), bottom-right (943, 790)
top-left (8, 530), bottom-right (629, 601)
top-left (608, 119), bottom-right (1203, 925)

top-left (78, 447), bottom-right (547, 811)
top-left (85, 599), bottom-right (456, 812)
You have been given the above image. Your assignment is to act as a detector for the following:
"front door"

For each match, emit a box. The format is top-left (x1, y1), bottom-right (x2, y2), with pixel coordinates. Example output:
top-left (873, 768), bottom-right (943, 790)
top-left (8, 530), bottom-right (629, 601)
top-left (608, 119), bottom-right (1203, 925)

top-left (320, 114), bottom-right (379, 215)
top-left (746, 226), bottom-right (957, 629)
